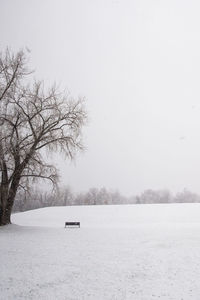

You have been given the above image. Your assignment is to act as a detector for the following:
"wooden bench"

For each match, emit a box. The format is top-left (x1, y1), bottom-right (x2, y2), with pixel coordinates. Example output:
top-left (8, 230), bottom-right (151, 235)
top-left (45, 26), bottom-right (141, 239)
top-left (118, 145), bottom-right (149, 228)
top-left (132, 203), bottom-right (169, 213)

top-left (65, 222), bottom-right (80, 228)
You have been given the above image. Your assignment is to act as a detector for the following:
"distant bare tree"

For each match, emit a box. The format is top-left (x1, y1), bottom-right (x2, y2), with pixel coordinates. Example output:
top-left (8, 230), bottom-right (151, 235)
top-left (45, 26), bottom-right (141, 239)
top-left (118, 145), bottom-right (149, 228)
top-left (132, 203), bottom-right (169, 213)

top-left (0, 48), bottom-right (87, 225)
top-left (137, 189), bottom-right (172, 204)
top-left (174, 189), bottom-right (200, 203)
top-left (56, 186), bottom-right (74, 206)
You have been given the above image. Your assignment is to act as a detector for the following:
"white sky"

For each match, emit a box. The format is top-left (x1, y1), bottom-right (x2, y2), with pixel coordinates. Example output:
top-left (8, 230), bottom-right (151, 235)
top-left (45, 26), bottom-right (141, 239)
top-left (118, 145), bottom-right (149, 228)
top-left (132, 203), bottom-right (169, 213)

top-left (1, 0), bottom-right (200, 196)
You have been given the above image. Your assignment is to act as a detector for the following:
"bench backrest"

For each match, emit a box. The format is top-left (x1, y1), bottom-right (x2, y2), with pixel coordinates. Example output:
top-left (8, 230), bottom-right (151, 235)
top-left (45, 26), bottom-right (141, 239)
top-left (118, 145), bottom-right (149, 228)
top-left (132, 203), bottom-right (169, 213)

top-left (65, 222), bottom-right (80, 226)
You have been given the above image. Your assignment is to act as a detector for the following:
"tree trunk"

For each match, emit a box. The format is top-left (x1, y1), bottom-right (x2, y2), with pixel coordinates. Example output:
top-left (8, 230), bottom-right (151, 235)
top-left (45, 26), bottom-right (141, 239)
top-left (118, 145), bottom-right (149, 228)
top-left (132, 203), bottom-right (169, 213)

top-left (0, 174), bottom-right (21, 226)
top-left (0, 206), bottom-right (12, 225)
top-left (0, 161), bottom-right (10, 225)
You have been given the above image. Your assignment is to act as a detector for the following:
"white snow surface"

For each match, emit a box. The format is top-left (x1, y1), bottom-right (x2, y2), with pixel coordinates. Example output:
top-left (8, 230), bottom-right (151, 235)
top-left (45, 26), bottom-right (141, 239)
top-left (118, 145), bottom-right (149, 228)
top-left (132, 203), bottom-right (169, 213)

top-left (1, 203), bottom-right (200, 299)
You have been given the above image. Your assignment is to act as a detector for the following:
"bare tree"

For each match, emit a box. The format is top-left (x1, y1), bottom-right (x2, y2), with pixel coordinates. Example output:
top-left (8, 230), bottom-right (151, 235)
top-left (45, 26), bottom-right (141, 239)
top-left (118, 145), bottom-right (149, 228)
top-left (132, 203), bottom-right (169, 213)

top-left (0, 48), bottom-right (87, 225)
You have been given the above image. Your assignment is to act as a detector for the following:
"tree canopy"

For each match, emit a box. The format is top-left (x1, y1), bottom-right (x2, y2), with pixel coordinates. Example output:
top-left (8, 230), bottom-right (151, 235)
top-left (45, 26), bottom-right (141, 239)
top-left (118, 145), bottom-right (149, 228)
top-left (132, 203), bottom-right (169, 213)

top-left (0, 48), bottom-right (87, 225)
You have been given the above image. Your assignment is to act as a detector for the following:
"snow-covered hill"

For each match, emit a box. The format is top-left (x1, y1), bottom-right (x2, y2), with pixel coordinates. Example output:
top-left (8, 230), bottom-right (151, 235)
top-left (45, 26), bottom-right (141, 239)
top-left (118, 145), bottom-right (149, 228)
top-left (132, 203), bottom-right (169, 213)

top-left (12, 203), bottom-right (200, 227)
top-left (1, 203), bottom-right (200, 299)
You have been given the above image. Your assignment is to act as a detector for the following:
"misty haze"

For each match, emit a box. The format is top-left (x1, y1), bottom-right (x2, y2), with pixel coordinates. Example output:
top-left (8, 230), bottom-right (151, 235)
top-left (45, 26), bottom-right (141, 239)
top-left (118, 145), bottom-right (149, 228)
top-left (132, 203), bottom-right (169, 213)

top-left (1, 0), bottom-right (200, 299)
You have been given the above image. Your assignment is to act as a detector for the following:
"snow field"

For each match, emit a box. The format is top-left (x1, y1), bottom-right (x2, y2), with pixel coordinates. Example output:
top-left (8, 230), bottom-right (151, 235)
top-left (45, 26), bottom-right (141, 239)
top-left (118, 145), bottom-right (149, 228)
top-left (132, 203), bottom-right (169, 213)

top-left (1, 203), bottom-right (200, 299)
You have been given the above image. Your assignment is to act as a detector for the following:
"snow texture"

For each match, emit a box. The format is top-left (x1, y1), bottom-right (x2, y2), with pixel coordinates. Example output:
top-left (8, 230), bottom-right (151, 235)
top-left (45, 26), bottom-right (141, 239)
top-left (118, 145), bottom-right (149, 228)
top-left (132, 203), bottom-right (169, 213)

top-left (1, 203), bottom-right (200, 299)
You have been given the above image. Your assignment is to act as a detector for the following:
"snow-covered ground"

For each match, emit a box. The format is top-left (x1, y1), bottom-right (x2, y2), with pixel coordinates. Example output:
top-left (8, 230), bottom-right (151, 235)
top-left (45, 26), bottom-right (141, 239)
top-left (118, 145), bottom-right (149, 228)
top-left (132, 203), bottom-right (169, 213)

top-left (1, 203), bottom-right (200, 299)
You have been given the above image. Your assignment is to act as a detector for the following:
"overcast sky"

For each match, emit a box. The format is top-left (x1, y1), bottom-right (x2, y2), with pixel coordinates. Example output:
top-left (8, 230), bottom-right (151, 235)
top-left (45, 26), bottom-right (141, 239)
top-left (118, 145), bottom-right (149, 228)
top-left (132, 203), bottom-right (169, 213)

top-left (1, 0), bottom-right (200, 196)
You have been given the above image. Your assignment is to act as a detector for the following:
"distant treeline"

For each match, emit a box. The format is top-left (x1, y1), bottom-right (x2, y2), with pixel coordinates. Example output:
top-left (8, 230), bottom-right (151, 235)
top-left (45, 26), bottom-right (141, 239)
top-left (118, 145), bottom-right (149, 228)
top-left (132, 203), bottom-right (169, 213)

top-left (13, 187), bottom-right (200, 212)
